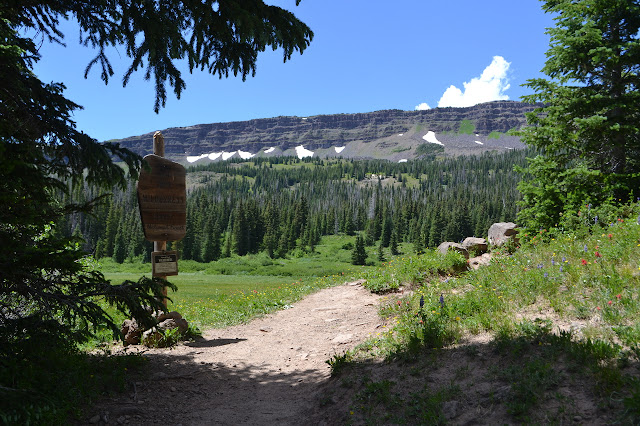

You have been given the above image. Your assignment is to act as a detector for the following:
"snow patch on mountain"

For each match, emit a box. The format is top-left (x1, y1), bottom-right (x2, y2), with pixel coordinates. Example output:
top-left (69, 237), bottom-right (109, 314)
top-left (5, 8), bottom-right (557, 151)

top-left (423, 131), bottom-right (444, 145)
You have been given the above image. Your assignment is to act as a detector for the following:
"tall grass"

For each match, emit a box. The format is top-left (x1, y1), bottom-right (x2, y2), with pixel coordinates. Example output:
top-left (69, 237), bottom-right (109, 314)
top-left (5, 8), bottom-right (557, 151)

top-left (328, 204), bottom-right (640, 424)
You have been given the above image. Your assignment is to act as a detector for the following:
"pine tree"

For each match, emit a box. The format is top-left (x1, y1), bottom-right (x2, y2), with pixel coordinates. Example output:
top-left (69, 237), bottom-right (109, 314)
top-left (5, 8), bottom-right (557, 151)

top-left (377, 240), bottom-right (386, 262)
top-left (390, 230), bottom-right (400, 255)
top-left (518, 0), bottom-right (640, 230)
top-left (0, 2), bottom-right (312, 409)
top-left (351, 234), bottom-right (367, 266)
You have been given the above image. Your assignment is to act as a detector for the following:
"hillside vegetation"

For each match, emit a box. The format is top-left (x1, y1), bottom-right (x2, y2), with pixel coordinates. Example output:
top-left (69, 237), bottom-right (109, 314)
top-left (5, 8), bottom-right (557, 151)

top-left (61, 150), bottom-right (529, 264)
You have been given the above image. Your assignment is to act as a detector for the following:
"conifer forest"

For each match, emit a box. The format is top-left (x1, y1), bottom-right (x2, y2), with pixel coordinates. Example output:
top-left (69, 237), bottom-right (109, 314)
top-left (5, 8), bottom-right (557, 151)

top-left (61, 149), bottom-right (529, 263)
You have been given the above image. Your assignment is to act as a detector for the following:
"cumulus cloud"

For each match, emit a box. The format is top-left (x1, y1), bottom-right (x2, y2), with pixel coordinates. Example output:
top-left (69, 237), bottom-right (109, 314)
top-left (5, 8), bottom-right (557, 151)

top-left (414, 102), bottom-right (431, 111)
top-left (437, 56), bottom-right (511, 108)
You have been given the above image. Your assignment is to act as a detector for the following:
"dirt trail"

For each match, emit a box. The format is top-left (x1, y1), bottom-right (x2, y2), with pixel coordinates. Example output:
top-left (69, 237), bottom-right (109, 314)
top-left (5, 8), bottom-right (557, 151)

top-left (86, 282), bottom-right (385, 425)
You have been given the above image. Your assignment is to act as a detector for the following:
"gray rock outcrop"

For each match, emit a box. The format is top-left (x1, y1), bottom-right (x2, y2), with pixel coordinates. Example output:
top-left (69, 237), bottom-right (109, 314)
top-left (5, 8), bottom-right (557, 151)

top-left (437, 242), bottom-right (469, 259)
top-left (487, 222), bottom-right (519, 247)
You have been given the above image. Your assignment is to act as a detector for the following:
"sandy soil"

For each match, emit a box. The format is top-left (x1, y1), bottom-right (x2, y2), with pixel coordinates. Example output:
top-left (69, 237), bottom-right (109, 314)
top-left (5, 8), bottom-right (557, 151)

top-left (84, 281), bottom-right (385, 425)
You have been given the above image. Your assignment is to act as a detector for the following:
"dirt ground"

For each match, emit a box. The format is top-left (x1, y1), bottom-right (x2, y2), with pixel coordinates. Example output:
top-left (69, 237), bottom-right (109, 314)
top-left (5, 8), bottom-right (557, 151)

top-left (84, 281), bottom-right (386, 425)
top-left (83, 278), bottom-right (624, 425)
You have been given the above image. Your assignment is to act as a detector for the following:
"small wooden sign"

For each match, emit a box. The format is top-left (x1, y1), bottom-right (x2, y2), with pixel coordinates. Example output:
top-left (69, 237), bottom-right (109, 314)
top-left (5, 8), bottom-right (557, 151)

top-left (137, 154), bottom-right (187, 241)
top-left (152, 251), bottom-right (179, 277)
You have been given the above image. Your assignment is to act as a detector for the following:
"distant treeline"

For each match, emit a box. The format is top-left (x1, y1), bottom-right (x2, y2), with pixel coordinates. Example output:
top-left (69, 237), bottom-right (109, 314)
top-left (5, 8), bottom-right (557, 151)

top-left (59, 150), bottom-right (530, 262)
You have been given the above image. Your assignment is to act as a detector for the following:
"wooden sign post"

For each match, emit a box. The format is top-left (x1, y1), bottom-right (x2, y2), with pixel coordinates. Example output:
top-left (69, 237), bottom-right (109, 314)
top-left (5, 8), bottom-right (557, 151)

top-left (137, 131), bottom-right (186, 306)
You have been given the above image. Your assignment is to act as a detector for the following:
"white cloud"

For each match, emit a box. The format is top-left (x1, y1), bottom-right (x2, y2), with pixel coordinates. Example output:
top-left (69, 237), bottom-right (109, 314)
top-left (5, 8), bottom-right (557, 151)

top-left (437, 56), bottom-right (511, 108)
top-left (414, 102), bottom-right (431, 111)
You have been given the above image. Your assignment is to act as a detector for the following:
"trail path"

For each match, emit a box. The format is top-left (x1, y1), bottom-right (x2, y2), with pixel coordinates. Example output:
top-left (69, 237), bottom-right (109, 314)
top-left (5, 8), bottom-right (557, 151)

top-left (86, 282), bottom-right (384, 425)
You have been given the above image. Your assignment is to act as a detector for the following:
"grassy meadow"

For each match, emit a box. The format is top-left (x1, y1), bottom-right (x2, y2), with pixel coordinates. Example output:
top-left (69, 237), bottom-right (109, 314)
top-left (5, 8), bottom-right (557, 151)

top-left (11, 207), bottom-right (640, 424)
top-left (97, 235), bottom-right (385, 335)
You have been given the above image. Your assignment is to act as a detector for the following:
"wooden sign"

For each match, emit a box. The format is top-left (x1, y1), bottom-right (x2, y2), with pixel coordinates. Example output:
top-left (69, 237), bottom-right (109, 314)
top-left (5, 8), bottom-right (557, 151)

top-left (137, 154), bottom-right (187, 241)
top-left (152, 251), bottom-right (179, 277)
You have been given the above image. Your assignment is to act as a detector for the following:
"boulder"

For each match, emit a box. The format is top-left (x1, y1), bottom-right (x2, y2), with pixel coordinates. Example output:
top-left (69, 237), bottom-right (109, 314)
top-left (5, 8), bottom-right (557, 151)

top-left (462, 237), bottom-right (488, 254)
top-left (121, 310), bottom-right (189, 347)
top-left (156, 310), bottom-right (183, 322)
top-left (487, 222), bottom-right (519, 247)
top-left (157, 318), bottom-right (189, 334)
top-left (468, 253), bottom-right (492, 270)
top-left (121, 319), bottom-right (141, 346)
top-left (437, 242), bottom-right (469, 259)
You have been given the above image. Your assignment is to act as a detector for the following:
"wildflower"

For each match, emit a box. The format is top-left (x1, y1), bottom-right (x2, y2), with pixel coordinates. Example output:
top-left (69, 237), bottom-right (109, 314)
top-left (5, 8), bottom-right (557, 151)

top-left (596, 306), bottom-right (601, 311)
top-left (584, 244), bottom-right (588, 252)
top-left (559, 266), bottom-right (564, 273)
top-left (616, 294), bottom-right (622, 299)
top-left (439, 294), bottom-right (445, 308)
top-left (455, 316), bottom-right (461, 321)
top-left (551, 258), bottom-right (555, 265)
top-left (595, 251), bottom-right (602, 258)
top-left (581, 259), bottom-right (588, 265)
top-left (608, 300), bottom-right (612, 305)
top-left (544, 272), bottom-right (548, 278)
top-left (594, 216), bottom-right (598, 224)
top-left (537, 263), bottom-right (544, 269)
top-left (562, 256), bottom-right (567, 263)
top-left (608, 233), bottom-right (613, 239)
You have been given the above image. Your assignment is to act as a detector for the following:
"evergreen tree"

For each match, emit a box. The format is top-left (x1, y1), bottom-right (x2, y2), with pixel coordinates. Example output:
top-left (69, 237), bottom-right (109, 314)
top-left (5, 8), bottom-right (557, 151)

top-left (518, 0), bottom-right (640, 230)
top-left (202, 219), bottom-right (221, 263)
top-left (351, 234), bottom-right (367, 265)
top-left (377, 240), bottom-right (386, 262)
top-left (0, 2), bottom-right (313, 412)
top-left (390, 230), bottom-right (400, 255)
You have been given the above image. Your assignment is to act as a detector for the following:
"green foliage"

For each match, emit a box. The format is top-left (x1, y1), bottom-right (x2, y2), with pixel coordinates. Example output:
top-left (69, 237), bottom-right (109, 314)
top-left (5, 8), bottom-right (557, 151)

top-left (339, 202), bottom-right (640, 423)
top-left (351, 234), bottom-right (368, 265)
top-left (415, 143), bottom-right (445, 158)
top-left (487, 131), bottom-right (503, 139)
top-left (517, 0), bottom-right (640, 231)
top-left (361, 250), bottom-right (467, 293)
top-left (458, 119), bottom-right (475, 135)
top-left (69, 151), bottom-right (528, 264)
top-left (326, 351), bottom-right (354, 377)
top-left (1, 1), bottom-right (312, 422)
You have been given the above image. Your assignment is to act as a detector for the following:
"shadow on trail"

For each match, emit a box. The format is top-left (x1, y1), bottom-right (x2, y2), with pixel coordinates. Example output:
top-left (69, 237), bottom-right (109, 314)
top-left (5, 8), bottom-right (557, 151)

top-left (83, 344), bottom-right (334, 425)
top-left (184, 337), bottom-right (247, 348)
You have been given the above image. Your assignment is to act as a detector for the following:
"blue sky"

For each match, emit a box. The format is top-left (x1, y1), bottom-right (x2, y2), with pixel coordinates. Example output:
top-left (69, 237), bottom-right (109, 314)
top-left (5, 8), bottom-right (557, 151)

top-left (32, 1), bottom-right (555, 142)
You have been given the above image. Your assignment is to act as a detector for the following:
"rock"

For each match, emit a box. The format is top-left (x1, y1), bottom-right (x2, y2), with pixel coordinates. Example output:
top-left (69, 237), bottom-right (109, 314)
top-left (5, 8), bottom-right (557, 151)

top-left (88, 414), bottom-right (101, 424)
top-left (487, 222), bottom-right (519, 247)
top-left (468, 253), bottom-right (492, 270)
top-left (437, 242), bottom-right (469, 259)
top-left (462, 237), bottom-right (488, 254)
top-left (156, 310), bottom-right (183, 322)
top-left (113, 101), bottom-right (537, 162)
top-left (121, 319), bottom-right (141, 346)
top-left (332, 333), bottom-right (353, 344)
top-left (157, 317), bottom-right (189, 334)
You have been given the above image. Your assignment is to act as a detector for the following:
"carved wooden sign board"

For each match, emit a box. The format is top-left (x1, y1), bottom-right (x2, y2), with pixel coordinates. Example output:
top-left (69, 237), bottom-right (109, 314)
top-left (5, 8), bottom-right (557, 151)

top-left (137, 154), bottom-right (187, 242)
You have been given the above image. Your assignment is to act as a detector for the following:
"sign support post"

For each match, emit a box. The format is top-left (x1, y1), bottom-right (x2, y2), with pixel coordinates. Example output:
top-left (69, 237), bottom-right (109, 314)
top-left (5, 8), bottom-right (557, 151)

top-left (137, 131), bottom-right (186, 307)
top-left (153, 131), bottom-right (168, 306)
